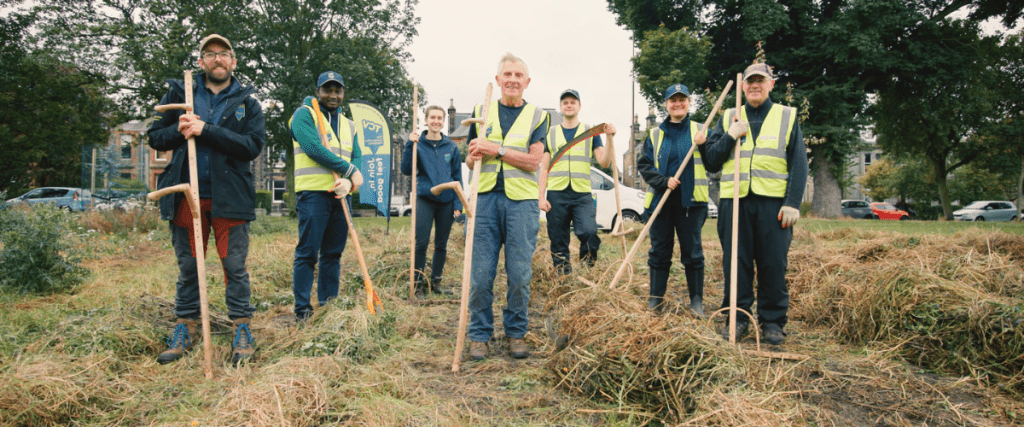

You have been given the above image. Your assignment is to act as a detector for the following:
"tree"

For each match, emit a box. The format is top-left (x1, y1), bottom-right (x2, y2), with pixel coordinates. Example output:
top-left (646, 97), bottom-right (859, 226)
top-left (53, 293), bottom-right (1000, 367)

top-left (874, 19), bottom-right (1002, 219)
top-left (30, 0), bottom-right (420, 196)
top-left (608, 0), bottom-right (1021, 219)
top-left (857, 155), bottom-right (937, 203)
top-left (0, 11), bottom-right (115, 196)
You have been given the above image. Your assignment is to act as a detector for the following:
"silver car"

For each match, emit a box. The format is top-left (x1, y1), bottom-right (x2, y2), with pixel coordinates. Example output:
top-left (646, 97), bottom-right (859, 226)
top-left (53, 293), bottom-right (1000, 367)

top-left (841, 199), bottom-right (875, 219)
top-left (953, 201), bottom-right (1018, 222)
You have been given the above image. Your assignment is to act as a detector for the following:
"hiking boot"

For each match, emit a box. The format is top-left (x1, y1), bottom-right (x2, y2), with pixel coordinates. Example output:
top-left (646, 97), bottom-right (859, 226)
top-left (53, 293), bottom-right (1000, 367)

top-left (509, 338), bottom-right (530, 359)
top-left (158, 318), bottom-right (198, 364)
top-left (231, 318), bottom-right (255, 366)
top-left (429, 278), bottom-right (454, 296)
top-left (720, 320), bottom-right (749, 342)
top-left (413, 280), bottom-right (426, 299)
top-left (296, 309), bottom-right (312, 324)
top-left (469, 340), bottom-right (488, 361)
top-left (762, 323), bottom-right (786, 345)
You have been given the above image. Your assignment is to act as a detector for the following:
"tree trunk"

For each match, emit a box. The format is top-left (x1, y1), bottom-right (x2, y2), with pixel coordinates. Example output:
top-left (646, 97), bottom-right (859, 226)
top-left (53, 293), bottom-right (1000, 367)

top-left (811, 157), bottom-right (841, 219)
top-left (1017, 155), bottom-right (1023, 217)
top-left (932, 156), bottom-right (953, 220)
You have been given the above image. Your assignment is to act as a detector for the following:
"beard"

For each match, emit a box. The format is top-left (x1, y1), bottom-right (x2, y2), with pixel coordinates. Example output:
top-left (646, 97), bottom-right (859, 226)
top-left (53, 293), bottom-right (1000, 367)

top-left (206, 69), bottom-right (232, 85)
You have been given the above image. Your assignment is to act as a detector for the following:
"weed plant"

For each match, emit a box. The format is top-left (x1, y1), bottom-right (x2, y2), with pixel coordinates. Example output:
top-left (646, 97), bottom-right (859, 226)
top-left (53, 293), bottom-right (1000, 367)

top-left (0, 205), bottom-right (87, 294)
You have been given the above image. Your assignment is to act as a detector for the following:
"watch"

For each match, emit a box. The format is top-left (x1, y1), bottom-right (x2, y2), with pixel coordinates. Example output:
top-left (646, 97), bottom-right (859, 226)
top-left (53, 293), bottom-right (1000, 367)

top-left (497, 147), bottom-right (507, 159)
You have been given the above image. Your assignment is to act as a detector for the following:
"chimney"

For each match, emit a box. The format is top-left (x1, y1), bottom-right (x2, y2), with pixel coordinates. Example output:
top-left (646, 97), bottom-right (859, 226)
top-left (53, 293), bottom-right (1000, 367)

top-left (448, 99), bottom-right (456, 134)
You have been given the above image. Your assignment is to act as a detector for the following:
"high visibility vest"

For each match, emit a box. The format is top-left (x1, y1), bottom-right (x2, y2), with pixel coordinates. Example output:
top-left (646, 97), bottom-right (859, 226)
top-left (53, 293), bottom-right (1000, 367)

top-left (473, 101), bottom-right (547, 200)
top-left (643, 121), bottom-right (708, 209)
top-left (546, 123), bottom-right (593, 192)
top-left (720, 104), bottom-right (796, 198)
top-left (291, 105), bottom-right (355, 192)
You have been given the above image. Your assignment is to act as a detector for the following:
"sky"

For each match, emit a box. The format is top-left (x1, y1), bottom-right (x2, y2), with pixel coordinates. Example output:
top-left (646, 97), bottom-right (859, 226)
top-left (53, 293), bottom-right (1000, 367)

top-left (404, 0), bottom-right (650, 168)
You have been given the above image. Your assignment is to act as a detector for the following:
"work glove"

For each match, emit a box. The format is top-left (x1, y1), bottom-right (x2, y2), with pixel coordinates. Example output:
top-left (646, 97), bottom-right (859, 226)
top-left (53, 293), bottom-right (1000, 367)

top-left (351, 170), bottom-right (365, 189)
top-left (778, 206), bottom-right (799, 229)
top-left (728, 120), bottom-right (749, 140)
top-left (332, 177), bottom-right (352, 196)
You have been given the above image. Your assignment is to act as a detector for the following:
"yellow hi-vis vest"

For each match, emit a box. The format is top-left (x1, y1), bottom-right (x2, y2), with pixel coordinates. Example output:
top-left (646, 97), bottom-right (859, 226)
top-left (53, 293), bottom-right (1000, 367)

top-left (291, 105), bottom-right (355, 192)
top-left (720, 104), bottom-right (796, 198)
top-left (546, 123), bottom-right (593, 192)
top-left (473, 101), bottom-right (547, 200)
top-left (643, 121), bottom-right (709, 209)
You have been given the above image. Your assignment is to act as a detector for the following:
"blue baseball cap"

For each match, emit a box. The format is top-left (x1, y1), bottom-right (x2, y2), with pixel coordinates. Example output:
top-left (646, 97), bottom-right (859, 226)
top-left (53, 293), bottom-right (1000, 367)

top-left (664, 84), bottom-right (690, 101)
top-left (317, 71), bottom-right (345, 88)
top-left (560, 89), bottom-right (580, 102)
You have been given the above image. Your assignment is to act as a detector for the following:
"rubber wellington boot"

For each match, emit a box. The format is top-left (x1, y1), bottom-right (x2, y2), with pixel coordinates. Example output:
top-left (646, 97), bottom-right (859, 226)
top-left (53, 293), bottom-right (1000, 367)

top-left (648, 269), bottom-right (670, 313)
top-left (685, 266), bottom-right (705, 318)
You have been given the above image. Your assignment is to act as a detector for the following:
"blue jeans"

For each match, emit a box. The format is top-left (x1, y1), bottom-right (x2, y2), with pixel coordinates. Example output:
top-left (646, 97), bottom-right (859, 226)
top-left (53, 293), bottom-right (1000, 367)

top-left (468, 192), bottom-right (539, 342)
top-left (293, 191), bottom-right (349, 316)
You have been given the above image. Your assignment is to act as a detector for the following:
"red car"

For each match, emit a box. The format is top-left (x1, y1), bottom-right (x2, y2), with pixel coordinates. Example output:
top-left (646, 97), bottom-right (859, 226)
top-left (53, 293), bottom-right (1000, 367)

top-left (870, 202), bottom-right (910, 221)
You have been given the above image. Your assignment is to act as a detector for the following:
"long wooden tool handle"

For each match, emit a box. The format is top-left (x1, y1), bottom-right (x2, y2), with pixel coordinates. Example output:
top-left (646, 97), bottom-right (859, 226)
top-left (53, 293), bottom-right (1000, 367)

top-left (609, 80), bottom-right (734, 290)
top-left (430, 182), bottom-right (472, 219)
top-left (310, 98), bottom-right (382, 314)
top-left (409, 85), bottom-right (418, 300)
top-left (729, 73), bottom-right (743, 344)
top-left (177, 70), bottom-right (213, 379)
top-left (606, 133), bottom-right (628, 254)
top-left (453, 83), bottom-right (492, 373)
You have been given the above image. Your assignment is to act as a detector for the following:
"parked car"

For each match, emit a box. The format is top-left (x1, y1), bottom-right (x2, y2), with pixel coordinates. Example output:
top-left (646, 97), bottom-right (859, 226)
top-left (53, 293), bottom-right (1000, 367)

top-left (4, 187), bottom-right (91, 212)
top-left (953, 201), bottom-right (1018, 222)
top-left (870, 202), bottom-right (910, 220)
top-left (707, 200), bottom-right (718, 219)
top-left (389, 195), bottom-right (412, 217)
top-left (841, 199), bottom-right (876, 219)
top-left (586, 167), bottom-right (645, 230)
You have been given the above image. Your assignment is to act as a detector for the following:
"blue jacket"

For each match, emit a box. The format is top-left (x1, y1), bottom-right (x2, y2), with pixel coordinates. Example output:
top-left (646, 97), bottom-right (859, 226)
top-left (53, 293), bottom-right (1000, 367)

top-left (637, 118), bottom-right (707, 212)
top-left (148, 73), bottom-right (266, 221)
top-left (401, 132), bottom-right (463, 211)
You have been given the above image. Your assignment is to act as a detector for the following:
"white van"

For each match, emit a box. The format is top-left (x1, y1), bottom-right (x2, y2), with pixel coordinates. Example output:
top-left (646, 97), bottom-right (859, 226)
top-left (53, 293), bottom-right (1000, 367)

top-left (460, 164), bottom-right (645, 231)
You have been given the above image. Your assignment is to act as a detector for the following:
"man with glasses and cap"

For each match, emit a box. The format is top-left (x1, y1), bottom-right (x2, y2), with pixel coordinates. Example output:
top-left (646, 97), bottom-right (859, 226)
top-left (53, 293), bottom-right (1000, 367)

top-left (288, 71), bottom-right (365, 323)
top-left (539, 89), bottom-right (615, 276)
top-left (148, 34), bottom-right (266, 366)
top-left (637, 83), bottom-right (711, 317)
top-left (699, 63), bottom-right (808, 345)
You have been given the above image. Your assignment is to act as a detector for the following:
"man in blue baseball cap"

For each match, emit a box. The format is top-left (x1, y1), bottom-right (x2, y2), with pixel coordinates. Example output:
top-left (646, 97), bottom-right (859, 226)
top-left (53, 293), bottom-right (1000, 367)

top-left (637, 83), bottom-right (712, 317)
top-left (287, 71), bottom-right (364, 322)
top-left (539, 89), bottom-right (615, 276)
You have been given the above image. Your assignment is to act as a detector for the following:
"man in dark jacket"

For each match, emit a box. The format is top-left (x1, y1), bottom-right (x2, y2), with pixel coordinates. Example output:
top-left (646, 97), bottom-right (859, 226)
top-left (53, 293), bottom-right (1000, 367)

top-left (147, 34), bottom-right (266, 366)
top-left (402, 105), bottom-right (463, 298)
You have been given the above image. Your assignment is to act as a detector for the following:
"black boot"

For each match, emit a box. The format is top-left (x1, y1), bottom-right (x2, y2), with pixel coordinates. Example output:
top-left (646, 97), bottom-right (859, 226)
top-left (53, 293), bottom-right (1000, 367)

top-left (429, 276), bottom-right (454, 296)
top-left (685, 266), bottom-right (705, 318)
top-left (649, 269), bottom-right (669, 313)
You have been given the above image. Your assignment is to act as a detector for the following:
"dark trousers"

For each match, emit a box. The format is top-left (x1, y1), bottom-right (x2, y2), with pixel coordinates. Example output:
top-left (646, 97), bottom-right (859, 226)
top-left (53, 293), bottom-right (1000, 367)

top-left (170, 198), bottom-right (254, 320)
top-left (717, 194), bottom-right (792, 327)
top-left (546, 189), bottom-right (600, 271)
top-left (647, 190), bottom-right (707, 296)
top-left (293, 191), bottom-right (349, 317)
top-left (414, 196), bottom-right (455, 283)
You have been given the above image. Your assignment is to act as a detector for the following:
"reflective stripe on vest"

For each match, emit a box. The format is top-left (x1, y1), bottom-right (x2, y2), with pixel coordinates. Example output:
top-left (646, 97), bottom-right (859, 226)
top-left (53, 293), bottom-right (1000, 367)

top-left (547, 123), bottom-right (593, 192)
top-left (291, 105), bottom-right (355, 192)
top-left (643, 121), bottom-right (708, 209)
top-left (474, 101), bottom-right (546, 200)
top-left (720, 104), bottom-right (795, 198)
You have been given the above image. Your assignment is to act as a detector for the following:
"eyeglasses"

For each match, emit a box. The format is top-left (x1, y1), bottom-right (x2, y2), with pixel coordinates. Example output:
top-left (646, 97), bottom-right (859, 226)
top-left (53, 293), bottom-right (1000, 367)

top-left (202, 51), bottom-right (233, 61)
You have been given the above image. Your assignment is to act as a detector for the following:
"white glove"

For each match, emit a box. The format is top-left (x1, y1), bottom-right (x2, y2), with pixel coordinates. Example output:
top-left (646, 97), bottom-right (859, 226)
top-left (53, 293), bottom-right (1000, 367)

top-left (351, 170), bottom-right (364, 189)
top-left (728, 120), bottom-right (749, 140)
top-left (778, 206), bottom-right (799, 229)
top-left (332, 177), bottom-right (352, 196)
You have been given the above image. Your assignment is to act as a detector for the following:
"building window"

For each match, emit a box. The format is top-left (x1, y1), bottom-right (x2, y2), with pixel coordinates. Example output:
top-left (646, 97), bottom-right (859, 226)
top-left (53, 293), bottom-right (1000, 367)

top-left (864, 153), bottom-right (872, 166)
top-left (155, 150), bottom-right (167, 161)
top-left (121, 134), bottom-right (133, 160)
top-left (273, 179), bottom-right (286, 203)
top-left (120, 172), bottom-right (132, 180)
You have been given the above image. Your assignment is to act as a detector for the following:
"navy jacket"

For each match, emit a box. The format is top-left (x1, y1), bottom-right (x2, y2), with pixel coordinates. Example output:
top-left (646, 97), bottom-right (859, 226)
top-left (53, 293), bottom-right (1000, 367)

top-left (401, 132), bottom-right (463, 211)
top-left (637, 118), bottom-right (709, 212)
top-left (148, 73), bottom-right (266, 221)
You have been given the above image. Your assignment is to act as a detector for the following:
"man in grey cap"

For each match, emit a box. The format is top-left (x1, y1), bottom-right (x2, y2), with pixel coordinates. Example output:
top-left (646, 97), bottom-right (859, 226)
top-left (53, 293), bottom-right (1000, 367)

top-left (288, 71), bottom-right (364, 323)
top-left (148, 33), bottom-right (266, 366)
top-left (700, 62), bottom-right (808, 345)
top-left (539, 89), bottom-right (615, 275)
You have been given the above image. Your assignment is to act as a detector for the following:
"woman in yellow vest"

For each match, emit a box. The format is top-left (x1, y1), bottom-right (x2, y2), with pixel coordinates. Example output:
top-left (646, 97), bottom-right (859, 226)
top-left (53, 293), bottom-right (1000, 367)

top-left (637, 84), bottom-right (711, 316)
top-left (699, 63), bottom-right (808, 345)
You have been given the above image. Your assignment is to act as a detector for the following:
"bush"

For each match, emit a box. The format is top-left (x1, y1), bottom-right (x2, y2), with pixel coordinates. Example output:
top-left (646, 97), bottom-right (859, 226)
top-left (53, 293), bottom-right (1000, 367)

top-left (77, 203), bottom-right (160, 234)
top-left (255, 190), bottom-right (272, 215)
top-left (282, 192), bottom-right (296, 218)
top-left (800, 201), bottom-right (812, 217)
top-left (0, 205), bottom-right (88, 294)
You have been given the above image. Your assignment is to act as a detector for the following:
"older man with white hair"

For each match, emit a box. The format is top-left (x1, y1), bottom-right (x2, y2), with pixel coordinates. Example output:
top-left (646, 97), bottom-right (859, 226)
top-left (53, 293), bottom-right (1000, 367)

top-left (465, 53), bottom-right (549, 361)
